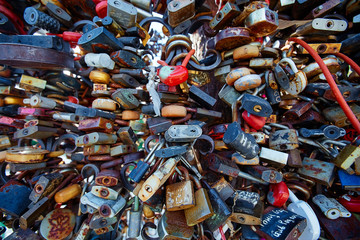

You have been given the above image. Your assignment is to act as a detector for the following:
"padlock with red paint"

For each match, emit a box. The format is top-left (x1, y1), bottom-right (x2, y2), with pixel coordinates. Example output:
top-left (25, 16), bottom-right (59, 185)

top-left (338, 194), bottom-right (360, 213)
top-left (242, 110), bottom-right (266, 130)
top-left (267, 181), bottom-right (289, 207)
top-left (157, 49), bottom-right (195, 86)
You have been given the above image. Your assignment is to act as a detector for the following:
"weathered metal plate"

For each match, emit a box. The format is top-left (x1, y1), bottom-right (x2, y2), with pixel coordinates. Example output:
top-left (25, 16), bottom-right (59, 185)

top-left (0, 44), bottom-right (74, 70)
top-left (40, 208), bottom-right (75, 240)
top-left (298, 158), bottom-right (336, 187)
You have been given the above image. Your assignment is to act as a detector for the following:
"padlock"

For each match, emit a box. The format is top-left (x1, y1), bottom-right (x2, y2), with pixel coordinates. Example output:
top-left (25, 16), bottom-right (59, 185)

top-left (54, 184), bottom-right (82, 203)
top-left (158, 210), bottom-right (194, 240)
top-left (29, 172), bottom-right (64, 203)
top-left (107, 0), bottom-right (137, 29)
top-left (167, 0), bottom-right (195, 27)
top-left (78, 27), bottom-right (124, 53)
top-left (269, 129), bottom-right (299, 151)
top-left (241, 94), bottom-right (273, 117)
top-left (189, 85), bottom-right (217, 109)
top-left (110, 50), bottom-right (145, 69)
top-left (76, 132), bottom-right (117, 147)
top-left (232, 44), bottom-right (260, 61)
top-left (184, 175), bottom-right (214, 226)
top-left (165, 125), bottom-right (202, 142)
top-left (83, 53), bottom-right (115, 70)
top-left (211, 177), bottom-right (235, 202)
top-left (259, 147), bottom-right (289, 167)
top-left (138, 157), bottom-right (178, 202)
top-left (323, 104), bottom-right (360, 128)
top-left (78, 117), bottom-right (114, 133)
top-left (166, 166), bottom-right (195, 211)
top-left (117, 126), bottom-right (138, 145)
top-left (111, 88), bottom-right (140, 109)
top-left (95, 169), bottom-right (120, 187)
top-left (227, 191), bottom-right (263, 225)
top-left (223, 122), bottom-right (260, 159)
top-left (129, 139), bottom-right (165, 183)
top-left (332, 144), bottom-right (360, 171)
top-left (278, 58), bottom-right (308, 95)
top-left (267, 181), bottom-right (289, 207)
top-left (242, 110), bottom-right (266, 130)
top-left (209, 2), bottom-right (240, 30)
top-left (128, 196), bottom-right (143, 238)
top-left (91, 186), bottom-right (120, 200)
top-left (19, 75), bottom-right (46, 92)
top-left (234, 74), bottom-right (262, 92)
top-left (245, 165), bottom-right (283, 183)
top-left (298, 158), bottom-right (336, 187)
top-left (254, 207), bottom-right (307, 240)
top-left (92, 98), bottom-right (118, 111)
top-left (244, 7), bottom-right (278, 37)
top-left (202, 180), bottom-right (232, 232)
top-left (112, 73), bottom-right (140, 88)
top-left (80, 192), bottom-right (126, 218)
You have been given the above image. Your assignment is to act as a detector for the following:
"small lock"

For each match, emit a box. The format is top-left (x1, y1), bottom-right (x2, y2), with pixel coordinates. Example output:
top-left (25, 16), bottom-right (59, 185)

top-left (128, 196), bottom-right (143, 238)
top-left (298, 158), bottom-right (336, 187)
top-left (234, 74), bottom-right (262, 92)
top-left (158, 210), bottom-right (194, 240)
top-left (29, 172), bottom-right (64, 203)
top-left (111, 88), bottom-right (140, 109)
top-left (107, 0), bottom-right (137, 29)
top-left (244, 7), bottom-right (278, 37)
top-left (166, 166), bottom-right (195, 211)
top-left (19, 75), bottom-right (46, 92)
top-left (209, 2), bottom-right (240, 30)
top-left (241, 94), bottom-right (273, 117)
top-left (78, 117), bottom-right (114, 133)
top-left (117, 126), bottom-right (138, 145)
top-left (184, 175), bottom-right (214, 226)
top-left (75, 132), bottom-right (117, 147)
top-left (165, 125), bottom-right (202, 142)
top-left (138, 157), bottom-right (178, 202)
top-left (167, 0), bottom-right (195, 27)
top-left (279, 58), bottom-right (307, 95)
top-left (91, 186), bottom-right (119, 200)
top-left (223, 122), bottom-right (260, 159)
top-left (269, 129), bottom-right (299, 151)
top-left (54, 184), bottom-right (82, 203)
top-left (84, 53), bottom-right (115, 70)
top-left (95, 169), bottom-right (120, 187)
top-left (233, 44), bottom-right (260, 60)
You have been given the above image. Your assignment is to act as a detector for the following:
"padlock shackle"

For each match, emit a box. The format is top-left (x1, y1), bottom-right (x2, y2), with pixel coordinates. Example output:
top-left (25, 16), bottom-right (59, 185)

top-left (189, 174), bottom-right (202, 190)
top-left (177, 166), bottom-right (190, 181)
top-left (288, 189), bottom-right (299, 203)
top-left (279, 57), bottom-right (298, 73)
top-left (181, 49), bottom-right (195, 67)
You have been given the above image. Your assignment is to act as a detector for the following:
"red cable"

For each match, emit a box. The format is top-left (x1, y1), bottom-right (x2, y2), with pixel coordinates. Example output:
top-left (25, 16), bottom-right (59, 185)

top-left (289, 38), bottom-right (360, 134)
top-left (334, 52), bottom-right (360, 76)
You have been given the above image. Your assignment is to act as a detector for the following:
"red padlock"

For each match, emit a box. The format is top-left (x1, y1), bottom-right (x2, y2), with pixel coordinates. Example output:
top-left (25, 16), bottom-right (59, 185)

top-left (242, 110), bottom-right (266, 130)
top-left (338, 194), bottom-right (360, 213)
top-left (267, 181), bottom-right (289, 207)
top-left (157, 49), bottom-right (195, 86)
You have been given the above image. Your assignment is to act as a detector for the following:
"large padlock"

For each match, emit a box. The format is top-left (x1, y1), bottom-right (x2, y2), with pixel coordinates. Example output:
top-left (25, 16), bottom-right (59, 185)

top-left (184, 175), bottom-right (214, 226)
top-left (166, 166), bottom-right (195, 211)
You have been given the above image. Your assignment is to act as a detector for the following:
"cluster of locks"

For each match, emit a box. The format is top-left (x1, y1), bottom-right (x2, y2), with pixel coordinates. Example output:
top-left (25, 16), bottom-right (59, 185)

top-left (0, 0), bottom-right (360, 239)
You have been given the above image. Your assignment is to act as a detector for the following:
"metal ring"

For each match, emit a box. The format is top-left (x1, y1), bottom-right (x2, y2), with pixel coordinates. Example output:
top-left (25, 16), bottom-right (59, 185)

top-left (141, 222), bottom-right (159, 240)
top-left (52, 133), bottom-right (79, 153)
top-left (188, 49), bottom-right (222, 71)
top-left (193, 135), bottom-right (215, 155)
top-left (120, 162), bottom-right (136, 191)
top-left (139, 17), bottom-right (174, 36)
top-left (81, 164), bottom-right (99, 182)
top-left (0, 162), bottom-right (9, 184)
top-left (144, 135), bottom-right (160, 153)
top-left (185, 15), bottom-right (214, 35)
top-left (165, 40), bottom-right (192, 59)
top-left (17, 138), bottom-right (46, 149)
top-left (165, 35), bottom-right (192, 49)
top-left (69, 20), bottom-right (97, 32)
top-left (170, 53), bottom-right (200, 66)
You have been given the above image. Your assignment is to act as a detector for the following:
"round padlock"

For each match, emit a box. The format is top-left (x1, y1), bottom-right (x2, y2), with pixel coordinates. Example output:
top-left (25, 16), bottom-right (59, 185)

top-left (234, 74), bottom-right (262, 92)
top-left (225, 67), bottom-right (254, 86)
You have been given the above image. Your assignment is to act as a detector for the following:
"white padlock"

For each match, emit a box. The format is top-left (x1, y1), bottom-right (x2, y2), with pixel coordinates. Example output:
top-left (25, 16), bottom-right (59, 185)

top-left (288, 189), bottom-right (320, 240)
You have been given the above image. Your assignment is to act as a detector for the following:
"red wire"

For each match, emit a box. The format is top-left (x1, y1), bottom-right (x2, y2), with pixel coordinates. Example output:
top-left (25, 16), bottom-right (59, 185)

top-left (289, 38), bottom-right (360, 134)
top-left (334, 52), bottom-right (360, 76)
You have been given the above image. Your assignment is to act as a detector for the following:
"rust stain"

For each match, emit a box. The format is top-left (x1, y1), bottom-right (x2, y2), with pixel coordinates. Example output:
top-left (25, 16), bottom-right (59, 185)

top-left (47, 209), bottom-right (73, 239)
top-left (303, 164), bottom-right (324, 174)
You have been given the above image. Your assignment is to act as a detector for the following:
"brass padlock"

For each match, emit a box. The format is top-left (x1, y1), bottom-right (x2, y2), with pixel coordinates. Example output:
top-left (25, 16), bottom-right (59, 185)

top-left (184, 175), bottom-right (214, 226)
top-left (166, 166), bottom-right (195, 211)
